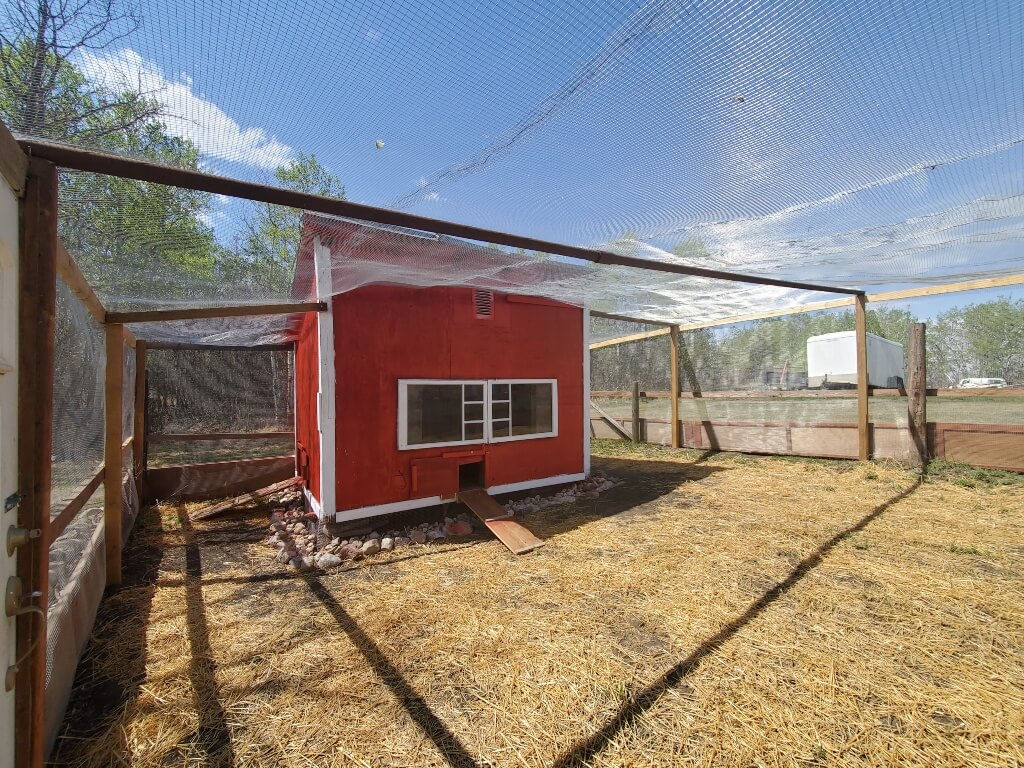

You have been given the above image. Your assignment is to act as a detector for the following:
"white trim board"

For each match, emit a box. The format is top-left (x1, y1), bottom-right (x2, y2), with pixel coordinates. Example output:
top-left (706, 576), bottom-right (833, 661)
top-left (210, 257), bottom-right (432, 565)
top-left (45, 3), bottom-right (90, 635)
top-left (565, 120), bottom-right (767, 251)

top-left (314, 235), bottom-right (336, 521)
top-left (332, 471), bottom-right (589, 523)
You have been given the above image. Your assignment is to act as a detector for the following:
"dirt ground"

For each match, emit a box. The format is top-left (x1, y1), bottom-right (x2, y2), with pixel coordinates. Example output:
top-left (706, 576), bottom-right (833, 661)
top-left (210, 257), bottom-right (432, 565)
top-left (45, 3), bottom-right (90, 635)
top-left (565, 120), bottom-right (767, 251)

top-left (51, 444), bottom-right (1024, 767)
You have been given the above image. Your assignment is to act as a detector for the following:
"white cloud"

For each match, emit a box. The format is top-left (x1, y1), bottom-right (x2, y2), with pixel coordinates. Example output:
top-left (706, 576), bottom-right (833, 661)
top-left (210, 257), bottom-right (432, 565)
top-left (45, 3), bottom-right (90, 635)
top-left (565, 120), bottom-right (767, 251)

top-left (77, 48), bottom-right (294, 171)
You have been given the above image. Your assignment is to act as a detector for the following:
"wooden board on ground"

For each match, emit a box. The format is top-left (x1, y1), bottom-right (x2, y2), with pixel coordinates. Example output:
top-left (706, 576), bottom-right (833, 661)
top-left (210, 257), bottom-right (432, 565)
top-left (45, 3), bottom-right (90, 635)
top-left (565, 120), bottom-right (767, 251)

top-left (456, 488), bottom-right (545, 555)
top-left (190, 476), bottom-right (300, 520)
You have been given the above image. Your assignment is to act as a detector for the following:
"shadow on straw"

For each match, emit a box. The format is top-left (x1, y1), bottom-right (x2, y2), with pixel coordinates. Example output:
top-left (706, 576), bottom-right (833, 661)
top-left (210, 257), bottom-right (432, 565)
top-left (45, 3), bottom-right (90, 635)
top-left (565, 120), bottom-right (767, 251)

top-left (173, 510), bottom-right (235, 764)
top-left (551, 478), bottom-right (923, 768)
top-left (303, 573), bottom-right (478, 768)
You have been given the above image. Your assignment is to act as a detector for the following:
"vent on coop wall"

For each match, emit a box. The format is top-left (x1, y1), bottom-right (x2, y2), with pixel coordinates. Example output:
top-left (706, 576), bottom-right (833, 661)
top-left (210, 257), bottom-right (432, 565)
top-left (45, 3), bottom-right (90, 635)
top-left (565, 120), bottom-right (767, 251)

top-left (474, 289), bottom-right (493, 319)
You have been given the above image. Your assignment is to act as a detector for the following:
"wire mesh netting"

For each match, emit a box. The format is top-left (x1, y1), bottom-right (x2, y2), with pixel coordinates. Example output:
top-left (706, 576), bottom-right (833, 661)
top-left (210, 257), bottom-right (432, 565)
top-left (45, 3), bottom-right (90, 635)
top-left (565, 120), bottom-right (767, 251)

top-left (51, 277), bottom-right (105, 515)
top-left (2, 0), bottom-right (1022, 336)
top-left (146, 347), bottom-right (295, 468)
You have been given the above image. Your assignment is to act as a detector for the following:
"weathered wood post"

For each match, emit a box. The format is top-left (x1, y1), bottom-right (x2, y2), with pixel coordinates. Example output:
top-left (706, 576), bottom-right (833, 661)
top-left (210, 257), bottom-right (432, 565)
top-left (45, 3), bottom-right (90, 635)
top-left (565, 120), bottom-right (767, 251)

top-left (104, 323), bottom-right (125, 585)
top-left (907, 322), bottom-right (927, 467)
top-left (15, 156), bottom-right (57, 768)
top-left (631, 380), bottom-right (641, 443)
top-left (855, 295), bottom-right (870, 460)
top-left (669, 326), bottom-right (681, 448)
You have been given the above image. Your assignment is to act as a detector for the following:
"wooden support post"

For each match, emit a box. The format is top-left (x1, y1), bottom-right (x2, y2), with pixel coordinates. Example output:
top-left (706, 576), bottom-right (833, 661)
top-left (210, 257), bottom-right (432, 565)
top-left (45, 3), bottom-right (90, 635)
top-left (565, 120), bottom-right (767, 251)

top-left (669, 326), bottom-right (681, 448)
top-left (104, 323), bottom-right (125, 585)
top-left (133, 340), bottom-right (147, 477)
top-left (631, 381), bottom-right (641, 443)
top-left (907, 322), bottom-right (927, 467)
top-left (15, 157), bottom-right (57, 768)
top-left (855, 295), bottom-right (870, 461)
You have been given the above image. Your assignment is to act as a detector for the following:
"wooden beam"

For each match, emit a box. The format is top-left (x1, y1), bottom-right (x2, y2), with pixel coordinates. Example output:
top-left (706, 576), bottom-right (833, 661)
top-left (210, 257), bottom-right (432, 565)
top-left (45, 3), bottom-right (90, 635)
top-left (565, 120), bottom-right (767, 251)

top-left (0, 118), bottom-right (28, 196)
top-left (133, 341), bottom-right (146, 474)
top-left (855, 295), bottom-right (870, 461)
top-left (18, 138), bottom-right (865, 297)
top-left (588, 272), bottom-right (1024, 351)
top-left (190, 476), bottom-right (301, 521)
top-left (15, 157), bottom-right (57, 768)
top-left (104, 322), bottom-right (124, 585)
top-left (669, 326), bottom-right (681, 448)
top-left (866, 273), bottom-right (1024, 303)
top-left (56, 239), bottom-right (105, 324)
top-left (106, 301), bottom-right (326, 324)
top-left (589, 399), bottom-right (632, 440)
top-left (47, 465), bottom-right (105, 546)
top-left (148, 431), bottom-right (295, 443)
top-left (908, 322), bottom-right (927, 467)
top-left (589, 309), bottom-right (676, 327)
top-left (590, 327), bottom-right (670, 350)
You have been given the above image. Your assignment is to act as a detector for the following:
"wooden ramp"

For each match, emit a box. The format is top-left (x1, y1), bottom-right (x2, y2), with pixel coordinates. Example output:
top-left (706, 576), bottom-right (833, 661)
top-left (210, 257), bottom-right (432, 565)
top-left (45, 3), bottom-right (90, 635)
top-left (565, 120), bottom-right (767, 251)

top-left (456, 488), bottom-right (544, 555)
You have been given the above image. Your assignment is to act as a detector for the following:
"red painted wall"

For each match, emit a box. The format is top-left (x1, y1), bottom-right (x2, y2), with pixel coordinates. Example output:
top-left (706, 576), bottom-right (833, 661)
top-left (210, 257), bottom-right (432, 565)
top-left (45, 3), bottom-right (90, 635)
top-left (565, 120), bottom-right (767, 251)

top-left (293, 310), bottom-right (321, 501)
top-left (332, 286), bottom-right (584, 511)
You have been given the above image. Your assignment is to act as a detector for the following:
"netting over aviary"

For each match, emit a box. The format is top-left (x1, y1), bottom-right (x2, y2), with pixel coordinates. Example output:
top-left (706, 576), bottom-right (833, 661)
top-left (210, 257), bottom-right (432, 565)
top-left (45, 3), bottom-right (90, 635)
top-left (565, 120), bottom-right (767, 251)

top-left (2, 0), bottom-right (1021, 345)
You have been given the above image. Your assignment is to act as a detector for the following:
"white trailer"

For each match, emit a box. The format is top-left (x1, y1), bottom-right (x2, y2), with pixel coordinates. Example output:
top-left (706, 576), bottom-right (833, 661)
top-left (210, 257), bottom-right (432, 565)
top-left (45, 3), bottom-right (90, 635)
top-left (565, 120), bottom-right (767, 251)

top-left (807, 331), bottom-right (904, 389)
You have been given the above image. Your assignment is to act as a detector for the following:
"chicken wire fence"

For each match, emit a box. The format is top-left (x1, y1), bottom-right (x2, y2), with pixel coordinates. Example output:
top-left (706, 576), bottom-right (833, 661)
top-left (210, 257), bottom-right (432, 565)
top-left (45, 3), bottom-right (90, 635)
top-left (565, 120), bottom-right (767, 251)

top-left (46, 284), bottom-right (140, 755)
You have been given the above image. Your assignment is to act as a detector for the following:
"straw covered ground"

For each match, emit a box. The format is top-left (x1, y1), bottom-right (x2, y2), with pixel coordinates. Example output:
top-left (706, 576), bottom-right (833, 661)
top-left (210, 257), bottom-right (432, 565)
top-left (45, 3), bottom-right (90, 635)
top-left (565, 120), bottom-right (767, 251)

top-left (52, 442), bottom-right (1024, 767)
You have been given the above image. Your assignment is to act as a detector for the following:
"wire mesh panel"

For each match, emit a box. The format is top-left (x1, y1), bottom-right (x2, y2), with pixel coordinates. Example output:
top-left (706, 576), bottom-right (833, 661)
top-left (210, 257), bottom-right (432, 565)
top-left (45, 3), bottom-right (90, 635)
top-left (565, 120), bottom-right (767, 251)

top-left (868, 288), bottom-right (1024, 470)
top-left (146, 347), bottom-right (295, 471)
top-left (50, 278), bottom-right (105, 516)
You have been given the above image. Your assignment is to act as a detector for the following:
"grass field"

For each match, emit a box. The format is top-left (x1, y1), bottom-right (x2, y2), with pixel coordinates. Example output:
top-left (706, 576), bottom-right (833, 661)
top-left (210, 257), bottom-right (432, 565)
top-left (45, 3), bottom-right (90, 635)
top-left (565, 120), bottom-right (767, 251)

top-left (52, 442), bottom-right (1024, 767)
top-left (595, 395), bottom-right (1024, 425)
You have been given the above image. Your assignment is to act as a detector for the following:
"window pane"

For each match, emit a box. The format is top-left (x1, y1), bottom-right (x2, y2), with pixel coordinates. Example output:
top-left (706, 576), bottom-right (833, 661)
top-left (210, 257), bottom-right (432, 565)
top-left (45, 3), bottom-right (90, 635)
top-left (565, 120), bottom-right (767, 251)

top-left (510, 383), bottom-right (553, 436)
top-left (465, 421), bottom-right (484, 441)
top-left (464, 384), bottom-right (483, 402)
top-left (492, 419), bottom-right (510, 438)
top-left (406, 384), bottom-right (463, 445)
top-left (491, 400), bottom-right (510, 420)
top-left (491, 382), bottom-right (509, 400)
top-left (464, 402), bottom-right (483, 421)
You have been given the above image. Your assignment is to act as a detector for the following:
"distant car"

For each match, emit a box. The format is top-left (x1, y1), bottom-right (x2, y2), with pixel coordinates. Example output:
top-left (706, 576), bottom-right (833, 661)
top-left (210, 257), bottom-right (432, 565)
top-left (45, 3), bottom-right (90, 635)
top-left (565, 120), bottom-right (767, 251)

top-left (957, 378), bottom-right (1007, 389)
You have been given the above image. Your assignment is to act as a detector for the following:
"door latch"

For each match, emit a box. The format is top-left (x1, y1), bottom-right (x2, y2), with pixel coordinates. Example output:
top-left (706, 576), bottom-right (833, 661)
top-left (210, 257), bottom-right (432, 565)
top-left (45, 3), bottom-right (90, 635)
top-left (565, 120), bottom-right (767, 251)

top-left (6, 525), bottom-right (41, 556)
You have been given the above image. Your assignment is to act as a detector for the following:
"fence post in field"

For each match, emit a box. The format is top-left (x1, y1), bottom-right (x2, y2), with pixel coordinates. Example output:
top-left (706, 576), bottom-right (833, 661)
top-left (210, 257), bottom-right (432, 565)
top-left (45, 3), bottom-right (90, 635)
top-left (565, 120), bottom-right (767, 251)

top-left (669, 326), bottom-right (680, 448)
top-left (631, 381), bottom-right (641, 443)
top-left (855, 295), bottom-right (870, 460)
top-left (907, 322), bottom-right (927, 467)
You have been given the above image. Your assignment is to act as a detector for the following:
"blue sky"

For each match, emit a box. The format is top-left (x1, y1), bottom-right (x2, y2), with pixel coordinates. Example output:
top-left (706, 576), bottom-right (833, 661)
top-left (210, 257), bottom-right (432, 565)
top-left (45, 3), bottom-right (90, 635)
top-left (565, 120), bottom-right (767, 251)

top-left (58, 0), bottom-right (1024, 319)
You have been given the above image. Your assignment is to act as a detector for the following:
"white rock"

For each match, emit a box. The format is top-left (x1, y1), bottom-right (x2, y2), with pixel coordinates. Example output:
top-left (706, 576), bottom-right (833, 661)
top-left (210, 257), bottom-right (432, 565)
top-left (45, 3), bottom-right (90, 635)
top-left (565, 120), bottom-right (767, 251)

top-left (317, 553), bottom-right (343, 569)
top-left (361, 539), bottom-right (381, 556)
top-left (381, 537), bottom-right (394, 551)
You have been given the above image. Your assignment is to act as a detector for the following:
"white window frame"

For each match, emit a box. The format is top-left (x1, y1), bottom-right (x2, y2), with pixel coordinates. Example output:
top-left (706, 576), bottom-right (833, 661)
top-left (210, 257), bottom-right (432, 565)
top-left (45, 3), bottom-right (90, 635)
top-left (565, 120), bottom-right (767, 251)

top-left (398, 379), bottom-right (487, 450)
top-left (487, 379), bottom-right (558, 443)
top-left (397, 378), bottom-right (558, 450)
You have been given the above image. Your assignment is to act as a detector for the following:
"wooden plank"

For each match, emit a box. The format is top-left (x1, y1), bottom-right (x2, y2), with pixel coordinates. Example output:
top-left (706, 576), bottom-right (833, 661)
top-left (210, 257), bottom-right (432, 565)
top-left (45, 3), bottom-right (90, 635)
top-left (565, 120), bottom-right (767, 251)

top-left (590, 399), bottom-right (632, 440)
top-left (190, 476), bottom-right (301, 520)
top-left (148, 431), bottom-right (296, 443)
top-left (104, 323), bottom-right (124, 585)
top-left (669, 326), bottom-right (680, 448)
top-left (866, 273), bottom-right (1024, 303)
top-left (133, 341), bottom-right (147, 474)
top-left (855, 295), bottom-right (869, 460)
top-left (18, 138), bottom-right (866, 298)
top-left (145, 341), bottom-right (293, 351)
top-left (145, 455), bottom-right (295, 503)
top-left (941, 430), bottom-right (1024, 472)
top-left (907, 323), bottom-right (927, 466)
top-left (0, 116), bottom-right (28, 195)
top-left (106, 301), bottom-right (326, 324)
top-left (456, 489), bottom-right (544, 555)
top-left (589, 327), bottom-right (670, 350)
top-left (48, 465), bottom-right (105, 546)
top-left (55, 239), bottom-right (105, 324)
top-left (15, 158), bottom-right (57, 768)
top-left (588, 273), bottom-right (1024, 351)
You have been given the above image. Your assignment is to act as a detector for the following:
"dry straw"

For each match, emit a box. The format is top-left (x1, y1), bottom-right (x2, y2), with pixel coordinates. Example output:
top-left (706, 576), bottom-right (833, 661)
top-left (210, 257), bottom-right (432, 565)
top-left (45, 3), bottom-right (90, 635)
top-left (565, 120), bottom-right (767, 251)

top-left (52, 443), bottom-right (1024, 767)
